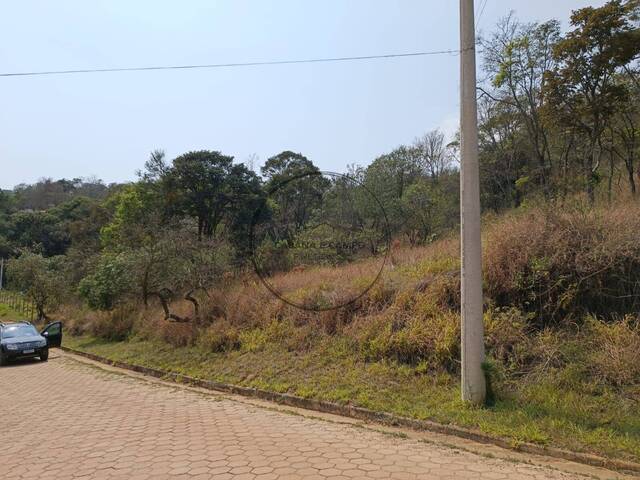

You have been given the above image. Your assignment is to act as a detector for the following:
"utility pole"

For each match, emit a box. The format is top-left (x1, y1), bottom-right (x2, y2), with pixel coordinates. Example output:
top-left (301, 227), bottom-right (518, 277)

top-left (459, 0), bottom-right (486, 404)
top-left (0, 258), bottom-right (4, 290)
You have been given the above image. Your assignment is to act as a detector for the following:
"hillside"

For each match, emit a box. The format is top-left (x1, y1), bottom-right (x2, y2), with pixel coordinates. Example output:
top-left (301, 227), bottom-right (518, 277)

top-left (63, 199), bottom-right (640, 463)
top-left (1, 0), bottom-right (639, 466)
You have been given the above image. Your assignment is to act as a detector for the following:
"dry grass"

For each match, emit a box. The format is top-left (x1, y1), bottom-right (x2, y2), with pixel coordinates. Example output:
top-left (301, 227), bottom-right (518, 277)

top-left (48, 199), bottom-right (640, 463)
top-left (484, 200), bottom-right (640, 323)
top-left (583, 315), bottom-right (640, 387)
top-left (58, 200), bottom-right (640, 389)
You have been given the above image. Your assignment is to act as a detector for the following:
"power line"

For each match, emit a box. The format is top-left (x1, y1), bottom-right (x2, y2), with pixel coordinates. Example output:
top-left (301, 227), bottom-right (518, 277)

top-left (0, 48), bottom-right (470, 78)
top-left (475, 0), bottom-right (489, 32)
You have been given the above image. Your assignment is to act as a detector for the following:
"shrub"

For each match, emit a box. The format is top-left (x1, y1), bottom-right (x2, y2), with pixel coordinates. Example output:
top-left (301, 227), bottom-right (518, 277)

top-left (484, 307), bottom-right (532, 372)
top-left (158, 321), bottom-right (198, 348)
top-left (78, 253), bottom-right (133, 310)
top-left (357, 311), bottom-right (460, 370)
top-left (198, 321), bottom-right (241, 352)
top-left (583, 315), bottom-right (640, 387)
top-left (484, 202), bottom-right (640, 324)
top-left (88, 305), bottom-right (136, 341)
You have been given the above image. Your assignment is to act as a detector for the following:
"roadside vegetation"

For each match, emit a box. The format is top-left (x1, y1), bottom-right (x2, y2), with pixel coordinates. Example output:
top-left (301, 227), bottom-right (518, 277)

top-left (1, 0), bottom-right (639, 464)
top-left (63, 200), bottom-right (640, 462)
top-left (0, 303), bottom-right (24, 323)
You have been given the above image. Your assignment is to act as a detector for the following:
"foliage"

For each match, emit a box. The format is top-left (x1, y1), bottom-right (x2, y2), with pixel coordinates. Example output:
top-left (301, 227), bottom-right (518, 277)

top-left (481, 0), bottom-right (640, 206)
top-left (484, 202), bottom-right (640, 322)
top-left (7, 252), bottom-right (64, 320)
top-left (543, 0), bottom-right (640, 201)
top-left (78, 253), bottom-right (133, 310)
top-left (164, 150), bottom-right (263, 240)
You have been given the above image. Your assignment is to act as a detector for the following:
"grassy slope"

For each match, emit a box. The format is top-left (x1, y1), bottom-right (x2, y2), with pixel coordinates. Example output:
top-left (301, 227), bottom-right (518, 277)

top-left (61, 201), bottom-right (640, 463)
top-left (0, 303), bottom-right (26, 323)
top-left (65, 333), bottom-right (640, 463)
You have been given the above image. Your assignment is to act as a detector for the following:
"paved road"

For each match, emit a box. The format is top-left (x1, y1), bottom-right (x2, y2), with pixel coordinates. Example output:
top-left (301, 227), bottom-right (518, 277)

top-left (0, 352), bottom-right (621, 480)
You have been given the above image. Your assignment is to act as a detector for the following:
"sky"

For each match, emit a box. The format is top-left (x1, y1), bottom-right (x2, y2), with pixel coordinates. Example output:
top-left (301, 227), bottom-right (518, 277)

top-left (0, 0), bottom-right (606, 189)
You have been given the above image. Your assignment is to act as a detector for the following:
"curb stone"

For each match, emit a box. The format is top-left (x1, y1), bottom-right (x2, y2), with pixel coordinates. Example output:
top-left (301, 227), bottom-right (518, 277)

top-left (60, 346), bottom-right (640, 476)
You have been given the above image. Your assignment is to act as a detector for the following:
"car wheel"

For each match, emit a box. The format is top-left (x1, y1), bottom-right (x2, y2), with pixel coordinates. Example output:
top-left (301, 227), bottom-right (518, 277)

top-left (40, 350), bottom-right (49, 362)
top-left (0, 352), bottom-right (7, 366)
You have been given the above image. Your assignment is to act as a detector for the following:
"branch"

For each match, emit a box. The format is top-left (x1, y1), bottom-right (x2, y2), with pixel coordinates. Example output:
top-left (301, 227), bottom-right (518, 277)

top-left (184, 290), bottom-right (199, 319)
top-left (150, 289), bottom-right (190, 323)
top-left (476, 86), bottom-right (518, 108)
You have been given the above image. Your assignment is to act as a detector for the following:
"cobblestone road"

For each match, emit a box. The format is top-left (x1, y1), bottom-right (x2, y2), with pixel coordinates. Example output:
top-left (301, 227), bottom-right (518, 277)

top-left (0, 351), bottom-right (624, 479)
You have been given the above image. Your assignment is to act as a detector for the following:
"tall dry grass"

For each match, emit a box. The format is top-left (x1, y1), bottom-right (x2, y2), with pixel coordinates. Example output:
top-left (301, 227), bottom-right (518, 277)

top-left (61, 199), bottom-right (640, 387)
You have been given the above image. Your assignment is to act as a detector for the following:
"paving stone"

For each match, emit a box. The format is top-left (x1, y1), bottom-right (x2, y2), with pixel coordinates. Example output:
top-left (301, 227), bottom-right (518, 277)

top-left (0, 353), bottom-right (603, 479)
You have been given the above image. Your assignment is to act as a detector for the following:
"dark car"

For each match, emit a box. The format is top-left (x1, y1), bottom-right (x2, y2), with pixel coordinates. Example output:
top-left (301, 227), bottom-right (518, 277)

top-left (0, 321), bottom-right (63, 366)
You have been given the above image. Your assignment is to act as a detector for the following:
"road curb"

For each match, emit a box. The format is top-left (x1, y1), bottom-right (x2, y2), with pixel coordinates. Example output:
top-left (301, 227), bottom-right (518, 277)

top-left (60, 346), bottom-right (640, 476)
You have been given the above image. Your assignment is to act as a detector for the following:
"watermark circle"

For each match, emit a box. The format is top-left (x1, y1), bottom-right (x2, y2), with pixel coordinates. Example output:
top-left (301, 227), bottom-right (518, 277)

top-left (249, 170), bottom-right (390, 311)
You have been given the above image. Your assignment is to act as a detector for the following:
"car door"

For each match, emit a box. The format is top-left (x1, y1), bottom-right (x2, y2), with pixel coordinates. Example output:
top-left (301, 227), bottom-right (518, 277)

top-left (41, 321), bottom-right (62, 348)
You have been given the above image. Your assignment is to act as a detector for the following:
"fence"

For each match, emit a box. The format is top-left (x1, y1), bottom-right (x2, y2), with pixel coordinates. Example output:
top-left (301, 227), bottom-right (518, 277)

top-left (0, 290), bottom-right (36, 322)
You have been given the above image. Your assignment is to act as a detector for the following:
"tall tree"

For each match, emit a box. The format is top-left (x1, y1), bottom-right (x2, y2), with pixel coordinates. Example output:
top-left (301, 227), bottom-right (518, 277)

top-left (261, 151), bottom-right (329, 241)
top-left (166, 150), bottom-right (261, 239)
top-left (481, 15), bottom-right (561, 193)
top-left (608, 67), bottom-right (640, 195)
top-left (413, 129), bottom-right (455, 181)
top-left (543, 0), bottom-right (640, 202)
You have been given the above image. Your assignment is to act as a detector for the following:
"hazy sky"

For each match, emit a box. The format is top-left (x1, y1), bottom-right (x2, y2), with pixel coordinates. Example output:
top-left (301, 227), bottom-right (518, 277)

top-left (1, 0), bottom-right (606, 189)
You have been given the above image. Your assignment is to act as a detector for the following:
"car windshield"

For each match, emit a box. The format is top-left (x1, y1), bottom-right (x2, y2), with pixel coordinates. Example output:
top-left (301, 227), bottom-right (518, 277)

top-left (2, 325), bottom-right (39, 339)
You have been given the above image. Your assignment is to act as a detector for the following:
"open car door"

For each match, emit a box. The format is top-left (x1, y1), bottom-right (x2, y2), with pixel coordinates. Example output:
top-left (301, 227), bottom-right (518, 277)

top-left (41, 321), bottom-right (63, 348)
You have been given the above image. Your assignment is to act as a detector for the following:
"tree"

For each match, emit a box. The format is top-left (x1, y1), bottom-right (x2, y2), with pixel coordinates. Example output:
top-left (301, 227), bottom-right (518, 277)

top-left (8, 252), bottom-right (64, 321)
top-left (100, 183), bottom-right (165, 250)
top-left (78, 253), bottom-right (133, 310)
top-left (543, 0), bottom-right (640, 202)
top-left (481, 14), bottom-right (561, 193)
top-left (7, 210), bottom-right (69, 257)
top-left (166, 150), bottom-right (262, 240)
top-left (413, 129), bottom-right (455, 181)
top-left (477, 96), bottom-right (529, 210)
top-left (363, 146), bottom-right (423, 237)
top-left (608, 67), bottom-right (640, 195)
top-left (261, 151), bottom-right (329, 241)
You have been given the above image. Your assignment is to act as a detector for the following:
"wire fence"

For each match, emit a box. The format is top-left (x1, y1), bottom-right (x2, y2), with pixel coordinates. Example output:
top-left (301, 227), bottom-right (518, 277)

top-left (0, 290), bottom-right (36, 322)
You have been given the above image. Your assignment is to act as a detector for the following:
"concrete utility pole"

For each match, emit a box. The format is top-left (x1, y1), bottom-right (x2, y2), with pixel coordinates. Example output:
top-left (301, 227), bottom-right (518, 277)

top-left (459, 0), bottom-right (486, 404)
top-left (0, 258), bottom-right (4, 290)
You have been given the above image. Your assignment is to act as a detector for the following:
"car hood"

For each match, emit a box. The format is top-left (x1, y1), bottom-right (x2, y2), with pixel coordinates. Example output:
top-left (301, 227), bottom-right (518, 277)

top-left (2, 335), bottom-right (46, 345)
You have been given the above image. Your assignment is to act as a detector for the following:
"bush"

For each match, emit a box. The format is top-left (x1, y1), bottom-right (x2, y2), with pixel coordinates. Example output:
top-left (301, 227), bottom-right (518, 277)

top-left (157, 321), bottom-right (198, 348)
top-left (484, 307), bottom-right (532, 372)
top-left (88, 305), bottom-right (136, 341)
top-left (357, 310), bottom-right (460, 370)
top-left (583, 315), bottom-right (640, 387)
top-left (78, 253), bottom-right (133, 310)
top-left (484, 203), bottom-right (640, 324)
top-left (198, 321), bottom-right (241, 352)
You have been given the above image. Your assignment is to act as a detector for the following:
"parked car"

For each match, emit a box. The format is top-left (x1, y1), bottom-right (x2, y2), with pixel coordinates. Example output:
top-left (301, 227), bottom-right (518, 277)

top-left (0, 321), bottom-right (62, 366)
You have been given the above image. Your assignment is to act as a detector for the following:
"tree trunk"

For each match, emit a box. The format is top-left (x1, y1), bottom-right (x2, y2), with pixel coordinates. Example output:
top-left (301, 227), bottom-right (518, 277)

top-left (608, 150), bottom-right (614, 204)
top-left (627, 160), bottom-right (637, 196)
top-left (184, 290), bottom-right (199, 320)
top-left (587, 138), bottom-right (600, 205)
top-left (142, 270), bottom-right (150, 308)
top-left (37, 305), bottom-right (47, 322)
top-left (151, 290), bottom-right (189, 322)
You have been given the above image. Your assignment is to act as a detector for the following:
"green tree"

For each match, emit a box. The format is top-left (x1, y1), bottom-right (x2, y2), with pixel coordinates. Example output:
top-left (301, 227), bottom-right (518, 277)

top-left (78, 253), bottom-right (133, 310)
top-left (543, 0), bottom-right (640, 202)
top-left (8, 252), bottom-right (64, 321)
top-left (482, 15), bottom-right (561, 192)
top-left (166, 150), bottom-right (261, 240)
top-left (363, 146), bottom-right (422, 236)
top-left (261, 151), bottom-right (329, 241)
